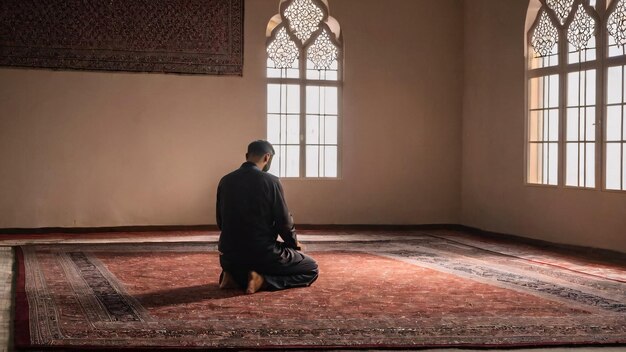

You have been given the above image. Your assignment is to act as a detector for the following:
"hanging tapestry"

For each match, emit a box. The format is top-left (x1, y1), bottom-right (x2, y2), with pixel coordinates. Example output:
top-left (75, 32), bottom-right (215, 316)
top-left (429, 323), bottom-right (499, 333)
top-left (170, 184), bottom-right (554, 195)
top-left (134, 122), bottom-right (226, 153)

top-left (0, 0), bottom-right (244, 75)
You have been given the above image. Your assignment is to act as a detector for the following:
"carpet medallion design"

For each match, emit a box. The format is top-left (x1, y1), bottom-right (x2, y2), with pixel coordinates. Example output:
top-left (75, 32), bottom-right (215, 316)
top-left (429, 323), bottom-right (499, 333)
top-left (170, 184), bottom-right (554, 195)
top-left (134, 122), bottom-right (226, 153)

top-left (15, 234), bottom-right (626, 349)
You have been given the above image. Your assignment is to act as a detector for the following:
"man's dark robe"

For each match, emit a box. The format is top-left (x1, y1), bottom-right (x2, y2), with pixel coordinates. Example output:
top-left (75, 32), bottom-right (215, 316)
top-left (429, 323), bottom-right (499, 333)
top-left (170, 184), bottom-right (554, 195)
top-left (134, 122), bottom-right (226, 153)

top-left (216, 162), bottom-right (318, 290)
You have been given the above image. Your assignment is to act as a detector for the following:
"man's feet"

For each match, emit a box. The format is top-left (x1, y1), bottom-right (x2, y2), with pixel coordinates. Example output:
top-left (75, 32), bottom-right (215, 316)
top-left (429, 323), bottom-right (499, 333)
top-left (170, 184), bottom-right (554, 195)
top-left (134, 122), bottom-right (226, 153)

top-left (246, 271), bottom-right (265, 294)
top-left (219, 271), bottom-right (238, 289)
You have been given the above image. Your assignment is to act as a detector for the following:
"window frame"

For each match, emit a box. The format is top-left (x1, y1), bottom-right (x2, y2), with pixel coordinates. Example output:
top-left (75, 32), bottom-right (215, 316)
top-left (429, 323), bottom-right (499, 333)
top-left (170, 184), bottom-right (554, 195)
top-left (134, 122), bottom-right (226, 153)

top-left (604, 0), bottom-right (626, 191)
top-left (265, 1), bottom-right (344, 180)
top-left (525, 0), bottom-right (626, 192)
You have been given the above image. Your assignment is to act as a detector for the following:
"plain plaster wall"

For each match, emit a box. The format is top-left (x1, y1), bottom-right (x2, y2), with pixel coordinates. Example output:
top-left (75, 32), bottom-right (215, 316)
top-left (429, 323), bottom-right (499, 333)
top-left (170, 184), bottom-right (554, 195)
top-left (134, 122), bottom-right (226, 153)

top-left (0, 0), bottom-right (463, 228)
top-left (462, 0), bottom-right (626, 253)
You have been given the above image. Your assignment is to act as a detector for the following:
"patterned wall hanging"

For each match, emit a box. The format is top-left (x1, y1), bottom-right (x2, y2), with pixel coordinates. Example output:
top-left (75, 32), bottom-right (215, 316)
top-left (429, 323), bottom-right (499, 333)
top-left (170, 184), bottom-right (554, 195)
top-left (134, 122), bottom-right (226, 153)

top-left (0, 0), bottom-right (244, 75)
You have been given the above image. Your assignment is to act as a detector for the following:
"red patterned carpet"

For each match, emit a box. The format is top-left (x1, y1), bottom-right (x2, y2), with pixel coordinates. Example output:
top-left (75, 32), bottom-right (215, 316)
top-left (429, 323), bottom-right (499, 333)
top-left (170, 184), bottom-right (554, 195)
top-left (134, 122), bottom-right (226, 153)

top-left (15, 235), bottom-right (626, 350)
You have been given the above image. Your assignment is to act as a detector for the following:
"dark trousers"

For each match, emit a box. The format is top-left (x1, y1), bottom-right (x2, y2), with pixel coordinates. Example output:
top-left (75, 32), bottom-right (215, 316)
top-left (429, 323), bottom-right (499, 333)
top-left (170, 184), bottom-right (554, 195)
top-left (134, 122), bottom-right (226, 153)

top-left (219, 248), bottom-right (319, 291)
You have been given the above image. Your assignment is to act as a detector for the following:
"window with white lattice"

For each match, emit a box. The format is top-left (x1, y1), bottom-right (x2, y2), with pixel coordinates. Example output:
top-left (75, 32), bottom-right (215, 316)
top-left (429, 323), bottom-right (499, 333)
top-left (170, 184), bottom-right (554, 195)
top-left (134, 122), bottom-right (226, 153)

top-left (527, 0), bottom-right (626, 191)
top-left (265, 0), bottom-right (342, 178)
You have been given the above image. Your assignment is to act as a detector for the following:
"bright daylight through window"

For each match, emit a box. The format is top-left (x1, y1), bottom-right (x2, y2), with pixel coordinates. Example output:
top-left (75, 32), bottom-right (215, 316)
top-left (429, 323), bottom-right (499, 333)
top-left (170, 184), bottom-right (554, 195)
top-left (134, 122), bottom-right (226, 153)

top-left (266, 0), bottom-right (342, 178)
top-left (527, 0), bottom-right (626, 191)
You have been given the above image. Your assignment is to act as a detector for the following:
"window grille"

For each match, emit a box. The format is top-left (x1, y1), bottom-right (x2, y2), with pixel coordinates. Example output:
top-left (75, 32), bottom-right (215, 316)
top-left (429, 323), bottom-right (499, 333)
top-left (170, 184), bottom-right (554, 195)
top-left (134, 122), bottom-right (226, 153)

top-left (526, 0), bottom-right (626, 191)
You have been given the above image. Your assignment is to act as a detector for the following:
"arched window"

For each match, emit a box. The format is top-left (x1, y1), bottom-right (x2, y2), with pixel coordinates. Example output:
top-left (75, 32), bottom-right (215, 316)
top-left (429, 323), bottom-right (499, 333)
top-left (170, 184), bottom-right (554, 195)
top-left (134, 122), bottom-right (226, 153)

top-left (526, 0), bottom-right (626, 191)
top-left (265, 0), bottom-right (343, 178)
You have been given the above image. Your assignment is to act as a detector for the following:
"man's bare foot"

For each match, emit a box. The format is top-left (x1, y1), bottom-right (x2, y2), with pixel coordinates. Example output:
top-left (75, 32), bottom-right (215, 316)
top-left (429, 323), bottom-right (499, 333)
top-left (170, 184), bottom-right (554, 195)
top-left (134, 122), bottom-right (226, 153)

top-left (246, 271), bottom-right (265, 294)
top-left (219, 271), bottom-right (238, 289)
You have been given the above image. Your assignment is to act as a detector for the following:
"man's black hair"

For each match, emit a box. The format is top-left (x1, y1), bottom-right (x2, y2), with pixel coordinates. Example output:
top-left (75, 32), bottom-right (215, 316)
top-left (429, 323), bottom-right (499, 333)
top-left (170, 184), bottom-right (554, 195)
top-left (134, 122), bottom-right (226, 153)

top-left (247, 140), bottom-right (275, 157)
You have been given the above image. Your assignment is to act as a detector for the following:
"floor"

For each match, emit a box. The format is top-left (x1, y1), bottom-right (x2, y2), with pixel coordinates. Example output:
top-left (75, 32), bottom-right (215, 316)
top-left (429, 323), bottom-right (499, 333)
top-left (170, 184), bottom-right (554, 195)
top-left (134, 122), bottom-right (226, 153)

top-left (1, 230), bottom-right (624, 352)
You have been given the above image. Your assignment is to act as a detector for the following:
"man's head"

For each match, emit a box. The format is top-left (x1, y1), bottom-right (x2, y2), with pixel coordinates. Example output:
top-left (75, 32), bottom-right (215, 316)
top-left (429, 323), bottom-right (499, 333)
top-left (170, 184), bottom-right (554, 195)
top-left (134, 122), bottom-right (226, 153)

top-left (246, 140), bottom-right (275, 172)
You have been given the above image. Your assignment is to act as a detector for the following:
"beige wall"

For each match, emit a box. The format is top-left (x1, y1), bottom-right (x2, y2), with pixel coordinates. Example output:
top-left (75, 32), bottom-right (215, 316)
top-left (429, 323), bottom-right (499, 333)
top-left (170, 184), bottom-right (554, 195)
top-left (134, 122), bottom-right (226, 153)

top-left (462, 0), bottom-right (626, 253)
top-left (0, 0), bottom-right (463, 228)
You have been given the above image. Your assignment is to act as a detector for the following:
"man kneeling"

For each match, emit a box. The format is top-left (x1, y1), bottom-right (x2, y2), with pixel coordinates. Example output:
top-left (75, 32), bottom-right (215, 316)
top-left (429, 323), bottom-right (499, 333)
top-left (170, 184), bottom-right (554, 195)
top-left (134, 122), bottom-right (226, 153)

top-left (216, 140), bottom-right (319, 294)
